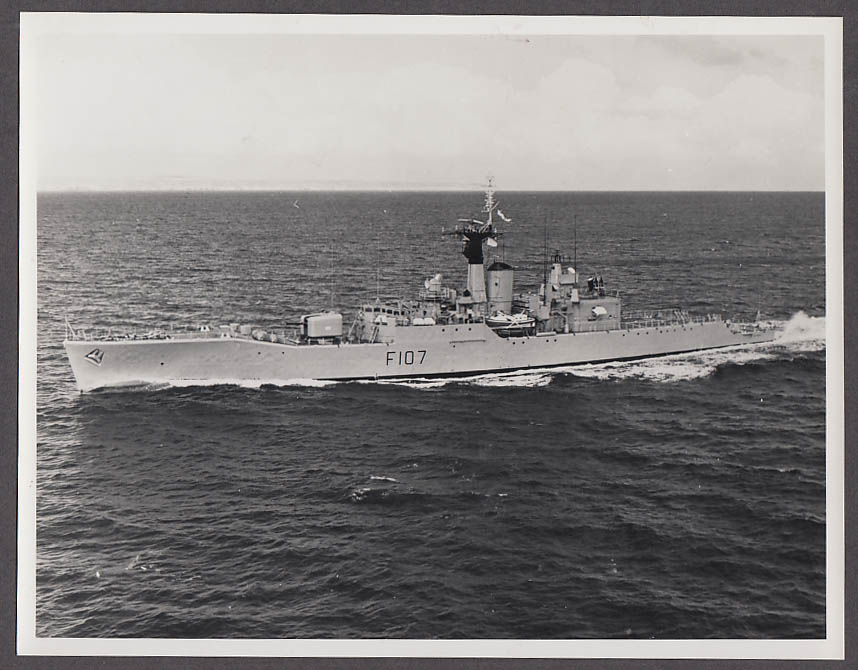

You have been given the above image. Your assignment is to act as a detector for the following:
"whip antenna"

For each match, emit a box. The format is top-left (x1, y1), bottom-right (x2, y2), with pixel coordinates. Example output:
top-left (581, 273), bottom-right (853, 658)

top-left (574, 214), bottom-right (578, 277)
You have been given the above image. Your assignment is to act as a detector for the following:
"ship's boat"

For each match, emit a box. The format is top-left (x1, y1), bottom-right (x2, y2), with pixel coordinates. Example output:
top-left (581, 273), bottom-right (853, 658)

top-left (63, 179), bottom-right (779, 391)
top-left (485, 311), bottom-right (536, 336)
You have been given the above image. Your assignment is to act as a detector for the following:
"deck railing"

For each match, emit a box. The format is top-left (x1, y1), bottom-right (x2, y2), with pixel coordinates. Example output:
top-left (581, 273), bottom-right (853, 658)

top-left (620, 312), bottom-right (723, 331)
top-left (63, 320), bottom-right (239, 342)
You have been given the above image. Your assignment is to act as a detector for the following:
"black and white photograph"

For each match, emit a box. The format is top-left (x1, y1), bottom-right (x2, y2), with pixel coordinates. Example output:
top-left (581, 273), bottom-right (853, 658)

top-left (18, 12), bottom-right (844, 659)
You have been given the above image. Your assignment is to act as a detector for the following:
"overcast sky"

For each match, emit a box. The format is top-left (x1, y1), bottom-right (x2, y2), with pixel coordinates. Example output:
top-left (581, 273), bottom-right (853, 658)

top-left (29, 26), bottom-right (825, 191)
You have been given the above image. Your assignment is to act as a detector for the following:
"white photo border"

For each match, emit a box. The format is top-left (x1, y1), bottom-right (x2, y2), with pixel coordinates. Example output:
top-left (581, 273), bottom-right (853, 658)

top-left (17, 11), bottom-right (845, 659)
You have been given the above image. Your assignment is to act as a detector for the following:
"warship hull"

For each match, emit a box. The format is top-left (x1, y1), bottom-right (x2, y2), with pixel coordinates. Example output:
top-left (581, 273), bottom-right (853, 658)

top-left (64, 320), bottom-right (775, 392)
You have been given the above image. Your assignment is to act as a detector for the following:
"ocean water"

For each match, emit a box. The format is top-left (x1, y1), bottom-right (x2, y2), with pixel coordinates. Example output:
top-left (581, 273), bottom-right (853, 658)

top-left (34, 190), bottom-right (826, 639)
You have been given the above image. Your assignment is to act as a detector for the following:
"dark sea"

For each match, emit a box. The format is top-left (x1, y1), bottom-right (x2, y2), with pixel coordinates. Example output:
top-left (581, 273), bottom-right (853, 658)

top-left (35, 190), bottom-right (827, 639)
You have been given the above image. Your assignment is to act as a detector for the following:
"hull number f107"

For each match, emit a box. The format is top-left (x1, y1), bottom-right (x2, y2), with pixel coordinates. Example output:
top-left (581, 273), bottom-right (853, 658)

top-left (386, 350), bottom-right (427, 366)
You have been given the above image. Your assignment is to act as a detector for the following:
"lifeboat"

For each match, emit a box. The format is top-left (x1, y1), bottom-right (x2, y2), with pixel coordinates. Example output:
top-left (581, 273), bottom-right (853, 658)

top-left (486, 311), bottom-right (536, 335)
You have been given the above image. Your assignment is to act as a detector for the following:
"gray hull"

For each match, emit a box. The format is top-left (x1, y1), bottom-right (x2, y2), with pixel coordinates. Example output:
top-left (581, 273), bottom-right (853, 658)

top-left (64, 320), bottom-right (776, 392)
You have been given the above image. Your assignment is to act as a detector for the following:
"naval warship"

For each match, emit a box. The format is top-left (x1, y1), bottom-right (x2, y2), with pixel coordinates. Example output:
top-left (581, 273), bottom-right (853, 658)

top-left (63, 181), bottom-right (778, 392)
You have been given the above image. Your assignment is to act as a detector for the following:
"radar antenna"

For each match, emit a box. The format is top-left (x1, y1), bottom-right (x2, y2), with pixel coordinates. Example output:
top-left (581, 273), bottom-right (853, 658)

top-left (444, 177), bottom-right (506, 264)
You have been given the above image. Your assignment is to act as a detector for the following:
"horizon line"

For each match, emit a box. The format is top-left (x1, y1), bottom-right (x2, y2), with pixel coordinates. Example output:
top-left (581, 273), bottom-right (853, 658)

top-left (36, 186), bottom-right (826, 194)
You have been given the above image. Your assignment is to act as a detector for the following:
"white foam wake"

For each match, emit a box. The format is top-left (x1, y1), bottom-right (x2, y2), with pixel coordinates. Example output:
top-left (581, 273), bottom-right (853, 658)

top-left (374, 368), bottom-right (557, 389)
top-left (771, 311), bottom-right (826, 350)
top-left (566, 346), bottom-right (777, 382)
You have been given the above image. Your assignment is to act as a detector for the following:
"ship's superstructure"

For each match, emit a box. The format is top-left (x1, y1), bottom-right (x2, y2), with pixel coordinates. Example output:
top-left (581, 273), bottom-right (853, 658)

top-left (64, 180), bottom-right (778, 391)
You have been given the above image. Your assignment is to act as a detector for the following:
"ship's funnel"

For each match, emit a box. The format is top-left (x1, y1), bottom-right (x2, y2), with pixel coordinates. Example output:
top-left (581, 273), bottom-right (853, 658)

top-left (486, 261), bottom-right (514, 314)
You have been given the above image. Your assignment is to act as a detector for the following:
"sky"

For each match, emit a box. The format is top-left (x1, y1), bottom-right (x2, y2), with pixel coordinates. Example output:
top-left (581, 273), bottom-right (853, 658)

top-left (27, 22), bottom-right (826, 191)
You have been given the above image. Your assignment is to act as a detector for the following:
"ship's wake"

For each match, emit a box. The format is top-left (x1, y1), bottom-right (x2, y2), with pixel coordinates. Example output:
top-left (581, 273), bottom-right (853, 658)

top-left (770, 310), bottom-right (826, 349)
